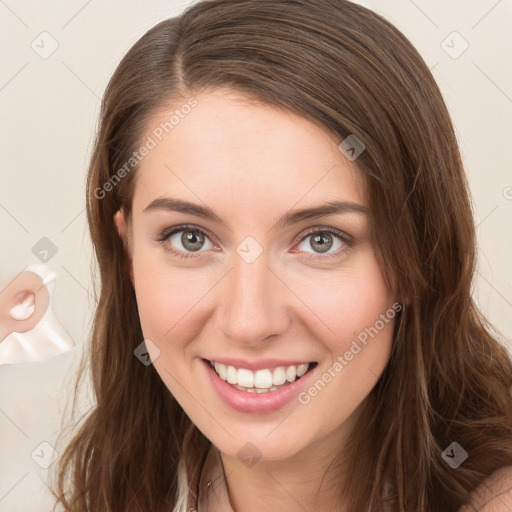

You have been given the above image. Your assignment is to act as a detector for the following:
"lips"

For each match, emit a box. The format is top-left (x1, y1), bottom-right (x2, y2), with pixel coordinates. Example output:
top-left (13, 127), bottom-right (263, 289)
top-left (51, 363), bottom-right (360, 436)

top-left (202, 358), bottom-right (318, 414)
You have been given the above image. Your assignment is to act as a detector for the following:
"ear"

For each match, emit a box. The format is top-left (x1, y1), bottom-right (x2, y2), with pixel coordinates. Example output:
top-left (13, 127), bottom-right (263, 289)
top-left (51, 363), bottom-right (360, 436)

top-left (0, 271), bottom-right (50, 342)
top-left (113, 208), bottom-right (135, 288)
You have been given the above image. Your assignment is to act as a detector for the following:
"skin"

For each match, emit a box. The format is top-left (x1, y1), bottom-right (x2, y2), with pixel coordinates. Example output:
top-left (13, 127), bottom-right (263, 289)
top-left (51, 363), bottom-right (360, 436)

top-left (114, 88), bottom-right (398, 511)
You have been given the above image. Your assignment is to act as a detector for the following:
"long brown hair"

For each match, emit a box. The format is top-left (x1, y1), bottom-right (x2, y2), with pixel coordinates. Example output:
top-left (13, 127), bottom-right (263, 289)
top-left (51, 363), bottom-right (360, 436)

top-left (50, 1), bottom-right (512, 510)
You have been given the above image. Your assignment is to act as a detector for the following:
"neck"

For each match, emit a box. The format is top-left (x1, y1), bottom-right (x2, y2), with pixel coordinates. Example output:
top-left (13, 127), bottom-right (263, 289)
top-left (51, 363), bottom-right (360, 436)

top-left (219, 416), bottom-right (360, 512)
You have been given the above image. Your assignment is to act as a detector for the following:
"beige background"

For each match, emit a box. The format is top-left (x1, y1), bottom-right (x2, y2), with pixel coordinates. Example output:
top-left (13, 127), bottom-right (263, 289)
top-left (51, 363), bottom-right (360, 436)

top-left (1, 0), bottom-right (511, 510)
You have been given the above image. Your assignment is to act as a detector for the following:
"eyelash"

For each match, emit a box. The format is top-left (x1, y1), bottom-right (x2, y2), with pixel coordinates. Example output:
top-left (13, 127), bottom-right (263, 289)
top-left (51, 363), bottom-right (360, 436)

top-left (156, 224), bottom-right (353, 261)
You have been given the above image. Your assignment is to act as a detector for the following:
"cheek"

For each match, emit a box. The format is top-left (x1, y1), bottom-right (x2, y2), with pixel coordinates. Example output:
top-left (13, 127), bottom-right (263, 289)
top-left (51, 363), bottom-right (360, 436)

top-left (132, 251), bottom-right (213, 344)
top-left (293, 252), bottom-right (394, 344)
top-left (298, 300), bottom-right (395, 433)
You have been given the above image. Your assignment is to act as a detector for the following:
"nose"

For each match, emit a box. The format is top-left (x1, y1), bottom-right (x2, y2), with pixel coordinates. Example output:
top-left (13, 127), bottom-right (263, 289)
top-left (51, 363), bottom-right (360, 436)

top-left (216, 252), bottom-right (291, 347)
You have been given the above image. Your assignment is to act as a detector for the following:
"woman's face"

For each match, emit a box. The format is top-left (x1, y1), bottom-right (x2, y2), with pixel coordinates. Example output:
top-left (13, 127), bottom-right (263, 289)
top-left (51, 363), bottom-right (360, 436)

top-left (115, 88), bottom-right (398, 462)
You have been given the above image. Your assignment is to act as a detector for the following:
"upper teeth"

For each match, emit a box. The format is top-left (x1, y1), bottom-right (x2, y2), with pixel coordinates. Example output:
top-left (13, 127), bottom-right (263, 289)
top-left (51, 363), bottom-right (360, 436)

top-left (211, 361), bottom-right (310, 389)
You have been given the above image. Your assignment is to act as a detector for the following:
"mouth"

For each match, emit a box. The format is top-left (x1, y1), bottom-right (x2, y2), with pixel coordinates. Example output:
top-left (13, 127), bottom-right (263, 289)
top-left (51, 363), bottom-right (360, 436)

top-left (205, 359), bottom-right (318, 393)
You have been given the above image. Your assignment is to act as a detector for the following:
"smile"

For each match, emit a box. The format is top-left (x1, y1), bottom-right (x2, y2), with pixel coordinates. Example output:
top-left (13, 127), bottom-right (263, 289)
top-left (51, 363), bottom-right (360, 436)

top-left (209, 360), bottom-right (316, 393)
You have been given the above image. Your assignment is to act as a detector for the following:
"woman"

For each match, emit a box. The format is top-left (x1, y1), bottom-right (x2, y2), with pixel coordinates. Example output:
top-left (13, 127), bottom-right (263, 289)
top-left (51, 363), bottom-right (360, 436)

top-left (51, 0), bottom-right (512, 510)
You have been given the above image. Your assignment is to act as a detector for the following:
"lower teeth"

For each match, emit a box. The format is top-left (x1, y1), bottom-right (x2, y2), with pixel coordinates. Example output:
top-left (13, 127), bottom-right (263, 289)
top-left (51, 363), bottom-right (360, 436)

top-left (231, 381), bottom-right (293, 393)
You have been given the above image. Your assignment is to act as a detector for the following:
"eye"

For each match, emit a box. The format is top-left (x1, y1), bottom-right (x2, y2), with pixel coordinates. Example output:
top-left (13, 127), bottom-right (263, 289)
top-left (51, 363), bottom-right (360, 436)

top-left (293, 227), bottom-right (352, 260)
top-left (156, 224), bottom-right (353, 261)
top-left (157, 225), bottom-right (217, 259)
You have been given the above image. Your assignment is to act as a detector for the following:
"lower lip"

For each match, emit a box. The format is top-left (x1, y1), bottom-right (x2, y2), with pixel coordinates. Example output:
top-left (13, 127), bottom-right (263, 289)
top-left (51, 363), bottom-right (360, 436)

top-left (202, 359), bottom-right (317, 414)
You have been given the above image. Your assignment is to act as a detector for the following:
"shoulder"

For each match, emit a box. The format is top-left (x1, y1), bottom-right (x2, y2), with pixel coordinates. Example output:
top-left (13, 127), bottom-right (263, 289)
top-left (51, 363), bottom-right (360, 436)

top-left (458, 465), bottom-right (512, 512)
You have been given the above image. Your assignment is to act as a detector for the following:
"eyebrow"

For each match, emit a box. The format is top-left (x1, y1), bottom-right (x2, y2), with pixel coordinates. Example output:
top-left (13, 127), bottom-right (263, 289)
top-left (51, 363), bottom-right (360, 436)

top-left (143, 197), bottom-right (369, 229)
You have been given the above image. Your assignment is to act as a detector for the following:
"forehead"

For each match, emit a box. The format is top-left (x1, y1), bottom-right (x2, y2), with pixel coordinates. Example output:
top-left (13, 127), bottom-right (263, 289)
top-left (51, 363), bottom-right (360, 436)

top-left (131, 88), bottom-right (366, 219)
